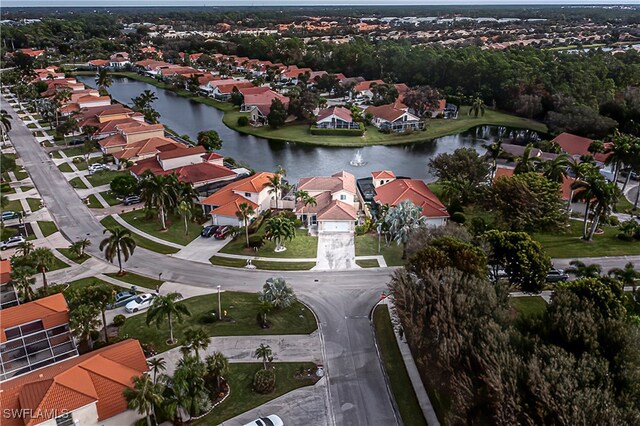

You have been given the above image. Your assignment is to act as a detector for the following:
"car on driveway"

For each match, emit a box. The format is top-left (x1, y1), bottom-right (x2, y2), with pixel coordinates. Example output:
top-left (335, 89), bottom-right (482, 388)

top-left (546, 267), bottom-right (569, 282)
top-left (68, 138), bottom-right (85, 146)
top-left (125, 293), bottom-right (156, 313)
top-left (123, 195), bottom-right (141, 206)
top-left (107, 287), bottom-right (138, 309)
top-left (88, 163), bottom-right (109, 174)
top-left (243, 415), bottom-right (283, 426)
top-left (214, 226), bottom-right (230, 240)
top-left (1, 211), bottom-right (20, 221)
top-left (201, 225), bottom-right (219, 238)
top-left (0, 235), bottom-right (26, 250)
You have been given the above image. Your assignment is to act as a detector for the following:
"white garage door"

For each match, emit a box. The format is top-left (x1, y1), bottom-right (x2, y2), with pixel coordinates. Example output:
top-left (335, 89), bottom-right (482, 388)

top-left (322, 221), bottom-right (351, 233)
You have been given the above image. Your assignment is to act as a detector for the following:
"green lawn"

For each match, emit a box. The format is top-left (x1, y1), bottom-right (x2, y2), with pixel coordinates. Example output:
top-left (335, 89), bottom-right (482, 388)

top-left (373, 305), bottom-right (428, 426)
top-left (118, 210), bottom-right (200, 246)
top-left (533, 221), bottom-right (640, 258)
top-left (510, 296), bottom-right (547, 319)
top-left (87, 170), bottom-right (128, 187)
top-left (220, 227), bottom-right (317, 259)
top-left (65, 277), bottom-right (121, 295)
top-left (192, 363), bottom-right (319, 426)
top-left (100, 190), bottom-right (121, 206)
top-left (99, 216), bottom-right (180, 254)
top-left (86, 194), bottom-right (103, 209)
top-left (14, 168), bottom-right (28, 181)
top-left (57, 248), bottom-right (91, 264)
top-left (51, 151), bottom-right (62, 159)
top-left (69, 177), bottom-right (87, 189)
top-left (60, 145), bottom-right (92, 157)
top-left (37, 221), bottom-right (58, 237)
top-left (105, 271), bottom-right (163, 290)
top-left (1, 199), bottom-right (23, 214)
top-left (615, 195), bottom-right (635, 214)
top-left (75, 157), bottom-right (103, 171)
top-left (355, 233), bottom-right (404, 266)
top-left (119, 291), bottom-right (317, 353)
top-left (48, 257), bottom-right (69, 272)
top-left (57, 162), bottom-right (73, 173)
top-left (356, 259), bottom-right (381, 268)
top-left (26, 198), bottom-right (42, 212)
top-left (210, 256), bottom-right (316, 270)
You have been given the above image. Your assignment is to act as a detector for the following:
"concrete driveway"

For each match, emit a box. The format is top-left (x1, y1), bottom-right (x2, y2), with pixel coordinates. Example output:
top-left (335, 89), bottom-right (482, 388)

top-left (171, 235), bottom-right (228, 264)
top-left (314, 232), bottom-right (356, 270)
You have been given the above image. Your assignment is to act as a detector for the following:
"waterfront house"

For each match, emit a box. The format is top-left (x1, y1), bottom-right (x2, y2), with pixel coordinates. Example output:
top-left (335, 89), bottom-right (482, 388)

top-left (98, 122), bottom-right (165, 153)
top-left (240, 88), bottom-right (290, 126)
top-left (551, 132), bottom-right (610, 163)
top-left (365, 104), bottom-right (424, 132)
top-left (315, 107), bottom-right (360, 129)
top-left (108, 52), bottom-right (130, 69)
top-left (111, 136), bottom-right (184, 165)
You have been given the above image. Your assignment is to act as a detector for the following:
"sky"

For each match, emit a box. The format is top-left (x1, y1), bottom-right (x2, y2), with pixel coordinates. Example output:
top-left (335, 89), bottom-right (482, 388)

top-left (2, 0), bottom-right (639, 7)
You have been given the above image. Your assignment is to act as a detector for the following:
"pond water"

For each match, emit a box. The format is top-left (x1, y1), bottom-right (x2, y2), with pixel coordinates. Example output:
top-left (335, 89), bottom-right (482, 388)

top-left (78, 75), bottom-right (540, 181)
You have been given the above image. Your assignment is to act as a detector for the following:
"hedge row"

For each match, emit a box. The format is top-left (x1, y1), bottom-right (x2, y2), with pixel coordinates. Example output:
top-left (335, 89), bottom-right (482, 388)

top-left (310, 125), bottom-right (365, 137)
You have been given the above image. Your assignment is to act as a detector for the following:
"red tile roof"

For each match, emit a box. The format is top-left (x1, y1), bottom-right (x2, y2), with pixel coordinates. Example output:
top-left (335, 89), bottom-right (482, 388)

top-left (371, 170), bottom-right (396, 179)
top-left (298, 171), bottom-right (357, 194)
top-left (354, 80), bottom-right (384, 92)
top-left (130, 158), bottom-right (236, 185)
top-left (374, 179), bottom-right (449, 219)
top-left (88, 59), bottom-right (109, 67)
top-left (200, 172), bottom-right (275, 214)
top-left (215, 82), bottom-right (254, 95)
top-left (317, 199), bottom-right (357, 221)
top-left (365, 104), bottom-right (410, 122)
top-left (243, 90), bottom-right (289, 109)
top-left (316, 106), bottom-right (352, 123)
top-left (0, 294), bottom-right (69, 342)
top-left (551, 132), bottom-right (603, 159)
top-left (0, 259), bottom-right (11, 285)
top-left (112, 137), bottom-right (182, 161)
top-left (0, 340), bottom-right (148, 426)
top-left (157, 145), bottom-right (206, 160)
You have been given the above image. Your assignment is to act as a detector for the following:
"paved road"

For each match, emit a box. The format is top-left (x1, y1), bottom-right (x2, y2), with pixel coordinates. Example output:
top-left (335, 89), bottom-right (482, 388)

top-left (4, 98), bottom-right (398, 426)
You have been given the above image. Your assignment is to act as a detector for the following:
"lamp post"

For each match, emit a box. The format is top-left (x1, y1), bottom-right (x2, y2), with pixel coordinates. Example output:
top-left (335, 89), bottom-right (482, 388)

top-left (217, 285), bottom-right (222, 319)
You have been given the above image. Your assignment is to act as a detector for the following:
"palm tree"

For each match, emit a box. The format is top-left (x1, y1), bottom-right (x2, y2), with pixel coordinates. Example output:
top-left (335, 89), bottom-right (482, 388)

top-left (177, 200), bottom-right (192, 237)
top-left (263, 174), bottom-right (283, 210)
top-left (70, 238), bottom-right (91, 257)
top-left (254, 344), bottom-right (273, 370)
top-left (181, 327), bottom-right (210, 360)
top-left (95, 68), bottom-right (113, 95)
top-left (541, 154), bottom-right (570, 183)
top-left (259, 277), bottom-right (296, 309)
top-left (567, 260), bottom-right (602, 278)
top-left (70, 304), bottom-right (101, 351)
top-left (11, 266), bottom-right (36, 302)
top-left (15, 241), bottom-right (34, 257)
top-left (147, 358), bottom-right (166, 384)
top-left (99, 227), bottom-right (136, 274)
top-left (484, 139), bottom-right (504, 180)
top-left (608, 262), bottom-right (640, 290)
top-left (513, 144), bottom-right (539, 175)
top-left (205, 351), bottom-right (229, 391)
top-left (1, 109), bottom-right (12, 140)
top-left (140, 90), bottom-right (158, 108)
top-left (468, 97), bottom-right (486, 117)
top-left (574, 173), bottom-right (620, 240)
top-left (140, 173), bottom-right (177, 230)
top-left (264, 215), bottom-right (296, 252)
top-left (384, 200), bottom-right (428, 259)
top-left (295, 190), bottom-right (316, 228)
top-left (31, 247), bottom-right (55, 291)
top-left (146, 292), bottom-right (191, 345)
top-left (85, 284), bottom-right (114, 342)
top-left (566, 158), bottom-right (595, 211)
top-left (172, 356), bottom-right (209, 418)
top-left (124, 374), bottom-right (164, 426)
top-left (235, 202), bottom-right (255, 248)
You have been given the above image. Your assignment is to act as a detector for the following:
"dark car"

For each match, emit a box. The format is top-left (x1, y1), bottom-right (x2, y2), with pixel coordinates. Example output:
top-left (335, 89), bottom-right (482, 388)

top-left (107, 287), bottom-right (138, 309)
top-left (68, 138), bottom-right (85, 146)
top-left (546, 268), bottom-right (569, 283)
top-left (123, 195), bottom-right (141, 206)
top-left (1, 211), bottom-right (20, 221)
top-left (213, 225), bottom-right (230, 240)
top-left (201, 225), bottom-right (219, 238)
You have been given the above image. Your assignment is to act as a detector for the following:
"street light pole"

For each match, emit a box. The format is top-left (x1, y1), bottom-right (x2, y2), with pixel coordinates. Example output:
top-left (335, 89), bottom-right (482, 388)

top-left (217, 285), bottom-right (222, 319)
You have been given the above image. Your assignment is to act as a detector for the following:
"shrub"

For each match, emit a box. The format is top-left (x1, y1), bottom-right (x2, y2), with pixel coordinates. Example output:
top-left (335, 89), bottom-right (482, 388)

top-left (112, 314), bottom-right (126, 327)
top-left (248, 234), bottom-right (264, 249)
top-left (253, 369), bottom-right (275, 394)
top-left (468, 217), bottom-right (488, 236)
top-left (608, 215), bottom-right (620, 226)
top-left (237, 116), bottom-right (249, 127)
top-left (90, 330), bottom-right (100, 341)
top-left (309, 123), bottom-right (365, 137)
top-left (199, 309), bottom-right (218, 324)
top-left (451, 212), bottom-right (466, 224)
top-left (72, 157), bottom-right (83, 164)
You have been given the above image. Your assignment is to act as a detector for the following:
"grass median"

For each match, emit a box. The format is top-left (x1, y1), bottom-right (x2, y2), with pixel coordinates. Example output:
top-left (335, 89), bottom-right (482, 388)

top-left (210, 256), bottom-right (316, 270)
top-left (37, 221), bottom-right (58, 237)
top-left (100, 216), bottom-right (180, 255)
top-left (105, 271), bottom-right (163, 290)
top-left (57, 248), bottom-right (91, 264)
top-left (355, 234), bottom-right (404, 266)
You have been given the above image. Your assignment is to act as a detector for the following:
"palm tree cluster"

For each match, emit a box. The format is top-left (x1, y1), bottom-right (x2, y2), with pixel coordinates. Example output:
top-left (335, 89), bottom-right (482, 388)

top-left (131, 89), bottom-right (160, 123)
top-left (9, 245), bottom-right (57, 301)
top-left (264, 214), bottom-right (296, 252)
top-left (139, 171), bottom-right (198, 231)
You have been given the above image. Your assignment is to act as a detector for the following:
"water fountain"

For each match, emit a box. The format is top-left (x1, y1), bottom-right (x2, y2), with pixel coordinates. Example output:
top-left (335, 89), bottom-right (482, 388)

top-left (349, 150), bottom-right (366, 167)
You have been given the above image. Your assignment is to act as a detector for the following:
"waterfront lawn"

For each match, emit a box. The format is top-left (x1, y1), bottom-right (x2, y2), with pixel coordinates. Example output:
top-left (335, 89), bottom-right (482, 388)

top-left (118, 210), bottom-right (200, 246)
top-left (100, 216), bottom-right (180, 255)
top-left (220, 227), bottom-right (317, 259)
top-left (57, 162), bottom-right (73, 173)
top-left (373, 305), bottom-right (428, 426)
top-left (355, 233), bottom-right (404, 266)
top-left (192, 362), bottom-right (319, 426)
top-left (510, 296), bottom-right (547, 320)
top-left (533, 221), bottom-right (640, 258)
top-left (57, 248), bottom-right (90, 264)
top-left (119, 292), bottom-right (317, 353)
top-left (210, 256), bottom-right (316, 270)
top-left (69, 177), bottom-right (87, 189)
top-left (100, 190), bottom-right (121, 206)
top-left (27, 198), bottom-right (42, 212)
top-left (87, 170), bottom-right (128, 187)
top-left (105, 271), bottom-right (163, 290)
top-left (37, 221), bottom-right (58, 237)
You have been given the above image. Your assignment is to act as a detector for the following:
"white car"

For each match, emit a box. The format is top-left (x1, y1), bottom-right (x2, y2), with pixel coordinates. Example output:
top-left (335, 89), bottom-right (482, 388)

top-left (125, 293), bottom-right (156, 313)
top-left (0, 235), bottom-right (26, 250)
top-left (88, 163), bottom-right (109, 173)
top-left (243, 415), bottom-right (283, 426)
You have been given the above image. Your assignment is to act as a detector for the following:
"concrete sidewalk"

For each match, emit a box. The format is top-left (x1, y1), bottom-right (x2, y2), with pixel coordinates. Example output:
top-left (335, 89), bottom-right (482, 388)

top-left (111, 214), bottom-right (185, 249)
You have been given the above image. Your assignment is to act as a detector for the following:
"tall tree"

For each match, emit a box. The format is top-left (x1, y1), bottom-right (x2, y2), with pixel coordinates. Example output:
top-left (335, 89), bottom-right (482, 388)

top-left (147, 358), bottom-right (166, 384)
top-left (11, 266), bottom-right (36, 302)
top-left (264, 215), bottom-right (296, 252)
top-left (95, 68), bottom-right (113, 95)
top-left (171, 356), bottom-right (210, 418)
top-left (513, 144), bottom-right (539, 175)
top-left (572, 171), bottom-right (620, 240)
top-left (99, 227), bottom-right (136, 274)
top-left (0, 109), bottom-right (12, 140)
top-left (267, 98), bottom-right (287, 129)
top-left (124, 374), bottom-right (164, 426)
top-left (180, 327), bottom-right (210, 360)
top-left (608, 262), bottom-right (640, 290)
top-left (295, 190), bottom-right (316, 227)
top-left (259, 277), bottom-right (297, 309)
top-left (384, 200), bottom-right (428, 259)
top-left (139, 172), bottom-right (178, 230)
top-left (146, 292), bottom-right (191, 345)
top-left (403, 85), bottom-right (442, 117)
top-left (263, 173), bottom-right (284, 210)
top-left (540, 154), bottom-right (570, 183)
top-left (30, 247), bottom-right (54, 291)
top-left (205, 351), bottom-right (229, 392)
top-left (177, 200), bottom-right (192, 237)
top-left (196, 130), bottom-right (222, 151)
top-left (484, 139), bottom-right (505, 180)
top-left (254, 343), bottom-right (273, 370)
top-left (70, 304), bottom-right (101, 352)
top-left (85, 283), bottom-right (114, 342)
top-left (235, 202), bottom-right (255, 248)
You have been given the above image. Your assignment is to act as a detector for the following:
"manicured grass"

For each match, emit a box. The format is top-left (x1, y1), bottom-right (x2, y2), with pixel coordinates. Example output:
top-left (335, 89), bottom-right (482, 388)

top-left (65, 277), bottom-right (120, 295)
top-left (75, 157), bottom-right (102, 171)
top-left (57, 248), bottom-right (91, 264)
top-left (105, 271), bottom-right (163, 290)
top-left (510, 296), bottom-right (547, 319)
top-left (119, 291), bottom-right (318, 353)
top-left (615, 195), bottom-right (635, 213)
top-left (51, 150), bottom-right (62, 159)
top-left (57, 162), bottom-right (73, 173)
top-left (42, 141), bottom-right (53, 148)
top-left (355, 233), bottom-right (404, 266)
top-left (100, 190), bottom-right (121, 206)
top-left (48, 257), bottom-right (69, 272)
top-left (119, 210), bottom-right (200, 246)
top-left (373, 305), bottom-right (428, 426)
top-left (192, 362), bottom-right (319, 426)
top-left (100, 216), bottom-right (180, 254)
top-left (87, 170), bottom-right (128, 187)
top-left (210, 256), bottom-right (316, 270)
top-left (26, 198), bottom-right (42, 212)
top-left (14, 168), bottom-right (28, 181)
top-left (220, 227), bottom-right (317, 259)
top-left (533, 221), bottom-right (640, 258)
top-left (60, 145), bottom-right (90, 157)
top-left (37, 221), bottom-right (58, 237)
top-left (356, 259), bottom-right (380, 268)
top-left (33, 130), bottom-right (44, 137)
top-left (20, 186), bottom-right (33, 193)
top-left (69, 177), bottom-right (87, 189)
top-left (26, 123), bottom-right (37, 129)
top-left (86, 194), bottom-right (103, 209)
top-left (1, 199), bottom-right (23, 213)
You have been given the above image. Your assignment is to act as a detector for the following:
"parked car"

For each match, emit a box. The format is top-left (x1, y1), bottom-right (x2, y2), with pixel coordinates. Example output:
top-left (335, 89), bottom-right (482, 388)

top-left (488, 268), bottom-right (508, 281)
top-left (68, 138), bottom-right (85, 146)
top-left (0, 235), bottom-right (26, 250)
top-left (125, 293), bottom-right (156, 313)
top-left (243, 415), bottom-right (283, 426)
top-left (88, 163), bottom-right (109, 174)
top-left (546, 268), bottom-right (569, 283)
top-left (201, 225), bottom-right (219, 238)
top-left (107, 287), bottom-right (138, 309)
top-left (213, 225), bottom-right (230, 240)
top-left (1, 211), bottom-right (20, 221)
top-left (123, 195), bottom-right (141, 206)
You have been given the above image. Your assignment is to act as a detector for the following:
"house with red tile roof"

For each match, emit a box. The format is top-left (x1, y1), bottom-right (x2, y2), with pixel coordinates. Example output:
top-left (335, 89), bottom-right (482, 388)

top-left (108, 52), bottom-right (130, 69)
top-left (130, 146), bottom-right (237, 190)
top-left (278, 66), bottom-right (312, 83)
top-left (112, 136), bottom-right (184, 164)
top-left (209, 81), bottom-right (255, 101)
top-left (0, 339), bottom-right (148, 426)
top-left (76, 104), bottom-right (139, 132)
top-left (365, 104), bottom-right (424, 132)
top-left (295, 171), bottom-right (359, 232)
top-left (240, 89), bottom-right (290, 126)
top-left (315, 107), bottom-right (359, 129)
top-left (9, 48), bottom-right (45, 58)
top-left (353, 80), bottom-right (385, 99)
top-left (200, 172), bottom-right (276, 225)
top-left (88, 59), bottom-right (109, 69)
top-left (0, 294), bottom-right (79, 381)
top-left (371, 172), bottom-right (449, 226)
top-left (551, 132), bottom-right (609, 163)
top-left (98, 123), bottom-right (165, 154)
